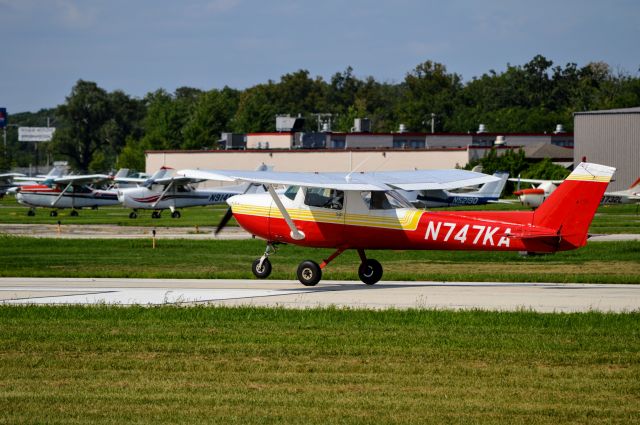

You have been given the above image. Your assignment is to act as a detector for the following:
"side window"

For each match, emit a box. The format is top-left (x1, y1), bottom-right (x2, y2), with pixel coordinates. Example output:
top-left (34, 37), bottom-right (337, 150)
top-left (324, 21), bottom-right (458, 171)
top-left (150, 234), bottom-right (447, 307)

top-left (304, 187), bottom-right (344, 210)
top-left (362, 191), bottom-right (409, 210)
top-left (284, 185), bottom-right (299, 201)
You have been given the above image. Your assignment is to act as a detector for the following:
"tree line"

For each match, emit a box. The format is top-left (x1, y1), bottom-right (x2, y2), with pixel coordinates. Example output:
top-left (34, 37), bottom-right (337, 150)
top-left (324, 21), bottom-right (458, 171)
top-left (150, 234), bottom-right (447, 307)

top-left (2, 55), bottom-right (639, 172)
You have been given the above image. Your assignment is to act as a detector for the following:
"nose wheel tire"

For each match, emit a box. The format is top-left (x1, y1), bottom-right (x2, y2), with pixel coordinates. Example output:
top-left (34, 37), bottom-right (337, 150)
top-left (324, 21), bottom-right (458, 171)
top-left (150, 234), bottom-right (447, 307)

top-left (70, 210), bottom-right (79, 217)
top-left (27, 209), bottom-right (35, 217)
top-left (358, 259), bottom-right (383, 285)
top-left (129, 211), bottom-right (138, 219)
top-left (151, 211), bottom-right (161, 219)
top-left (297, 260), bottom-right (322, 286)
top-left (171, 211), bottom-right (181, 219)
top-left (49, 210), bottom-right (58, 217)
top-left (252, 258), bottom-right (272, 279)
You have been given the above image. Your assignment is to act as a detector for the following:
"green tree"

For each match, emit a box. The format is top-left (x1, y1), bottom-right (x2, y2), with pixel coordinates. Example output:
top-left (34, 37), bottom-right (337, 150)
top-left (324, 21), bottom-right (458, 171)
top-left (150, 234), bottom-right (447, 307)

top-left (182, 87), bottom-right (240, 149)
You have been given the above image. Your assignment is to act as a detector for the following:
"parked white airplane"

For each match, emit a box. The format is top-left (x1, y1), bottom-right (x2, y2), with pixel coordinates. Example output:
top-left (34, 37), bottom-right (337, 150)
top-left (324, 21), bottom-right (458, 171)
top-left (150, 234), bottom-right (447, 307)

top-left (4, 162), bottom-right (70, 196)
top-left (16, 174), bottom-right (119, 216)
top-left (600, 178), bottom-right (640, 204)
top-left (116, 164), bottom-right (269, 219)
top-left (402, 172), bottom-right (508, 208)
top-left (509, 178), bottom-right (564, 208)
top-left (0, 173), bottom-right (25, 198)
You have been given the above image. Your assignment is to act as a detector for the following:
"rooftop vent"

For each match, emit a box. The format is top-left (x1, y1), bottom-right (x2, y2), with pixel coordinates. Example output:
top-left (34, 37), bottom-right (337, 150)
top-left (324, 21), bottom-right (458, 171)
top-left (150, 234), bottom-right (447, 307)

top-left (553, 124), bottom-right (565, 134)
top-left (477, 124), bottom-right (487, 133)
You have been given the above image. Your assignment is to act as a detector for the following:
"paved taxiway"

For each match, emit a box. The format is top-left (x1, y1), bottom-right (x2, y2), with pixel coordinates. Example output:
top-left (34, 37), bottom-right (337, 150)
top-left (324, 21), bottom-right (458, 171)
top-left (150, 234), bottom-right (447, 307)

top-left (1, 278), bottom-right (638, 312)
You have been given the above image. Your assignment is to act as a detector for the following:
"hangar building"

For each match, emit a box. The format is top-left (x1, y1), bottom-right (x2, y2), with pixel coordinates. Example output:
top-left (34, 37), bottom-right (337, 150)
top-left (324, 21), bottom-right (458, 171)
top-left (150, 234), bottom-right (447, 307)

top-left (574, 107), bottom-right (640, 191)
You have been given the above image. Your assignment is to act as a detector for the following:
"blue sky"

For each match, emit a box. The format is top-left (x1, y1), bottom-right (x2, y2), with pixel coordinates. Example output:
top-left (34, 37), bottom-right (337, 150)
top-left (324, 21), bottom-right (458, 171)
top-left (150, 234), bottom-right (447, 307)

top-left (1, 0), bottom-right (639, 113)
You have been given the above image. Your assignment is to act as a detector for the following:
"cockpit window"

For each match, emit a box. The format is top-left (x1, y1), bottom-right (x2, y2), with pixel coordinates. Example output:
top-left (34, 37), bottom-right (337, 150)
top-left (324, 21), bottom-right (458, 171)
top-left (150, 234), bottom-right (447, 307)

top-left (304, 187), bottom-right (344, 210)
top-left (361, 191), bottom-right (411, 210)
top-left (284, 185), bottom-right (299, 201)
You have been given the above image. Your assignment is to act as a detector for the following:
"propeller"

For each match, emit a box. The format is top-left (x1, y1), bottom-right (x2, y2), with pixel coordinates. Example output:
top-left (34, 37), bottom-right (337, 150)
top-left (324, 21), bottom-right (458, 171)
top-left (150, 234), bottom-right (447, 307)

top-left (215, 182), bottom-right (260, 235)
top-left (215, 207), bottom-right (234, 235)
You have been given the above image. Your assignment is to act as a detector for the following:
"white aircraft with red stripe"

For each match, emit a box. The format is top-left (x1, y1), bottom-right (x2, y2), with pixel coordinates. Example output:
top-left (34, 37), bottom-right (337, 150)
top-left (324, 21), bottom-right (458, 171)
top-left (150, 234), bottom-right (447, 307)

top-left (179, 163), bottom-right (614, 286)
top-left (16, 174), bottom-right (118, 217)
top-left (116, 165), bottom-right (269, 219)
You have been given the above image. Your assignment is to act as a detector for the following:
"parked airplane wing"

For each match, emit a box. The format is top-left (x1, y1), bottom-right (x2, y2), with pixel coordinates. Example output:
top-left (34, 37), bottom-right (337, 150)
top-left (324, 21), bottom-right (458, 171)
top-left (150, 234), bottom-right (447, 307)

top-left (178, 169), bottom-right (499, 192)
top-left (508, 178), bottom-right (564, 185)
top-left (54, 174), bottom-right (112, 185)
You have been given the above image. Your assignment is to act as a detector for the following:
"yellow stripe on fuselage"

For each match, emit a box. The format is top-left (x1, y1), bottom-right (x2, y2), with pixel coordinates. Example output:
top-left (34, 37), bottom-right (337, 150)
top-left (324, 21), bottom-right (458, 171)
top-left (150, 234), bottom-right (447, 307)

top-left (231, 204), bottom-right (424, 231)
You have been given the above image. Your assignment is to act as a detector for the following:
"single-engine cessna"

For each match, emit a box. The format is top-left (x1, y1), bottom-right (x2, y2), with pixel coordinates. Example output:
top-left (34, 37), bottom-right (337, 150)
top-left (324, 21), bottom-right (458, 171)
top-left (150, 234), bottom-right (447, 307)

top-left (179, 163), bottom-right (614, 286)
top-left (600, 178), bottom-right (640, 204)
top-left (116, 165), bottom-right (268, 219)
top-left (16, 174), bottom-right (118, 216)
top-left (509, 177), bottom-right (564, 208)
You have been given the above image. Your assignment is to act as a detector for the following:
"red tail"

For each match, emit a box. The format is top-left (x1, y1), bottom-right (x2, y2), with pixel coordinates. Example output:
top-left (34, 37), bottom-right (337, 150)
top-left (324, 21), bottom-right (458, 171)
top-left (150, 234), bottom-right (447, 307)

top-left (533, 163), bottom-right (615, 248)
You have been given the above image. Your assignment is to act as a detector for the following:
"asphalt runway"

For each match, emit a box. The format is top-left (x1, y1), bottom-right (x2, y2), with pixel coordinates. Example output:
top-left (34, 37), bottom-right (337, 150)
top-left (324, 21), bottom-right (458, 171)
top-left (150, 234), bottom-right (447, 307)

top-left (1, 278), bottom-right (638, 312)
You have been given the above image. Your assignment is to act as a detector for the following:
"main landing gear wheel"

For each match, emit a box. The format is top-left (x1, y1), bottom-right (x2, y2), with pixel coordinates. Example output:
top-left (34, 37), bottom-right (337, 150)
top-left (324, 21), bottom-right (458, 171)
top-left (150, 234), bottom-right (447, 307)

top-left (27, 209), bottom-right (35, 217)
top-left (49, 210), bottom-right (58, 217)
top-left (151, 211), bottom-right (161, 219)
top-left (358, 259), bottom-right (383, 285)
top-left (129, 211), bottom-right (138, 219)
top-left (70, 210), bottom-right (79, 217)
top-left (297, 260), bottom-right (322, 286)
top-left (171, 211), bottom-right (181, 219)
top-left (252, 258), bottom-right (272, 279)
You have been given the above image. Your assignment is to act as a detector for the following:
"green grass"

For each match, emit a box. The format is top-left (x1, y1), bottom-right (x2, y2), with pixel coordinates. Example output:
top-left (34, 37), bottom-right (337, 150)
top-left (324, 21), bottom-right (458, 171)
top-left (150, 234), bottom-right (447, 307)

top-left (2, 236), bottom-right (639, 283)
top-left (0, 306), bottom-right (638, 424)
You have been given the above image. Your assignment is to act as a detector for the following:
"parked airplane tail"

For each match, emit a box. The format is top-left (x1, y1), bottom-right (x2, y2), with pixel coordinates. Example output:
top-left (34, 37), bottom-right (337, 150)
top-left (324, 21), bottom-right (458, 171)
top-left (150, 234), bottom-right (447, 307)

top-left (477, 172), bottom-right (509, 197)
top-left (628, 177), bottom-right (640, 190)
top-left (532, 163), bottom-right (615, 248)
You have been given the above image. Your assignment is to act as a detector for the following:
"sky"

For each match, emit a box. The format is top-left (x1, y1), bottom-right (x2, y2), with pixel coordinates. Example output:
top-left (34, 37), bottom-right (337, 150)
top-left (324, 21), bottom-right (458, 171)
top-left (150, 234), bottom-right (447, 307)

top-left (1, 0), bottom-right (639, 113)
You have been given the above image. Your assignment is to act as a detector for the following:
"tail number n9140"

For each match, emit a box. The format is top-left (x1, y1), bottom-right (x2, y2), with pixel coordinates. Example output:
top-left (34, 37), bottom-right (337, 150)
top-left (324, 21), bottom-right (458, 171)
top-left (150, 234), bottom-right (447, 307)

top-left (424, 221), bottom-right (511, 247)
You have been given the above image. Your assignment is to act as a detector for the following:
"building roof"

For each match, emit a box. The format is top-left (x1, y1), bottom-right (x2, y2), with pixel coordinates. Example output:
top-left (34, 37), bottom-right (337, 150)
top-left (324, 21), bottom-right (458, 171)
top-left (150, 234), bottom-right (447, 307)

top-left (575, 106), bottom-right (640, 115)
top-left (522, 142), bottom-right (574, 159)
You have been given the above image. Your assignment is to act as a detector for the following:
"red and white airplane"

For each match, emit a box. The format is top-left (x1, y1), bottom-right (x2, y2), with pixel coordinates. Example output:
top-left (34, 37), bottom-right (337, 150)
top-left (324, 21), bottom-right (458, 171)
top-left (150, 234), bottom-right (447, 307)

top-left (16, 174), bottom-right (118, 216)
top-left (116, 165), bottom-right (268, 219)
top-left (509, 177), bottom-right (564, 208)
top-left (179, 163), bottom-right (614, 286)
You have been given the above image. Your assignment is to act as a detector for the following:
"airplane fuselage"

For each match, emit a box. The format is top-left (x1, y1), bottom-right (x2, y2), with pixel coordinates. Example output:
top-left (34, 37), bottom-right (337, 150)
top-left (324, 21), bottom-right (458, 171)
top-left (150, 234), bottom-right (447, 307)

top-left (16, 185), bottom-right (119, 209)
top-left (229, 189), bottom-right (577, 254)
top-left (118, 187), bottom-right (238, 210)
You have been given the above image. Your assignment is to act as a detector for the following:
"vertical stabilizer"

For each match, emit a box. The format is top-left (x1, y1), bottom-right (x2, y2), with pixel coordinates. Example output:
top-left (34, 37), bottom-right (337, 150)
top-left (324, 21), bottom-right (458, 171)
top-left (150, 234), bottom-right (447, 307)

top-left (533, 163), bottom-right (615, 248)
top-left (477, 172), bottom-right (509, 197)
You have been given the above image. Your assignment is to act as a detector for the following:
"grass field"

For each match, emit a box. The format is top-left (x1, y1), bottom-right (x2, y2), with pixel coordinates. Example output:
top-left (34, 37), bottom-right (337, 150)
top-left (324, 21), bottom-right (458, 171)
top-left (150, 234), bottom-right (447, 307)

top-left (1, 196), bottom-right (639, 233)
top-left (2, 236), bottom-right (639, 283)
top-left (0, 306), bottom-right (638, 424)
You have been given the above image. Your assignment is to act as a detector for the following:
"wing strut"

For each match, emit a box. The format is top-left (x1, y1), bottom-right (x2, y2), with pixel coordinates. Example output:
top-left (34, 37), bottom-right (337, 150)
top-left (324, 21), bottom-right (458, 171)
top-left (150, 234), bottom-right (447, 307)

top-left (266, 185), bottom-right (305, 240)
top-left (151, 181), bottom-right (174, 209)
top-left (51, 182), bottom-right (73, 207)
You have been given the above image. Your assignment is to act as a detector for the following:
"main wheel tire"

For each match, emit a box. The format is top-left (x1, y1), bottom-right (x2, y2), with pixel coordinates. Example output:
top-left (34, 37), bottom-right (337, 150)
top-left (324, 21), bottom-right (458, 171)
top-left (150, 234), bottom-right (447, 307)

top-left (152, 211), bottom-right (161, 219)
top-left (129, 211), bottom-right (138, 219)
top-left (50, 210), bottom-right (58, 217)
top-left (171, 211), bottom-right (181, 219)
top-left (252, 258), bottom-right (272, 279)
top-left (70, 210), bottom-right (79, 217)
top-left (297, 260), bottom-right (322, 286)
top-left (358, 259), bottom-right (383, 285)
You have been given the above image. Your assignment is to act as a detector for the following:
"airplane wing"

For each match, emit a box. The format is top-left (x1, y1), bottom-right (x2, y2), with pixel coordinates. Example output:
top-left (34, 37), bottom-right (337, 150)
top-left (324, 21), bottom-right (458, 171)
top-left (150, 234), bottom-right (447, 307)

top-left (113, 177), bottom-right (148, 184)
top-left (53, 174), bottom-right (112, 185)
top-left (178, 169), bottom-right (500, 191)
top-left (152, 176), bottom-right (207, 186)
top-left (0, 173), bottom-right (25, 181)
top-left (508, 178), bottom-right (564, 185)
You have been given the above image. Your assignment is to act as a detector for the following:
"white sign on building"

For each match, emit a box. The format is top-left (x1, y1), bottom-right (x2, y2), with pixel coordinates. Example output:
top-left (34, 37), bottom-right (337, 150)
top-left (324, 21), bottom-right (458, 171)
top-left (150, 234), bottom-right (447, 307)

top-left (18, 127), bottom-right (56, 142)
